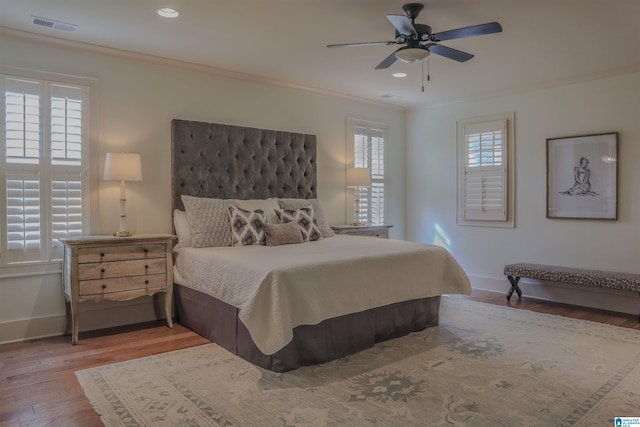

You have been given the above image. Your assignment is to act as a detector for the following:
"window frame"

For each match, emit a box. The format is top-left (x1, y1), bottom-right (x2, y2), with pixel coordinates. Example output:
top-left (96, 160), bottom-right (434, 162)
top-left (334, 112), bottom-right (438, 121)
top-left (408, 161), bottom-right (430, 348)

top-left (0, 65), bottom-right (98, 273)
top-left (345, 117), bottom-right (387, 225)
top-left (456, 112), bottom-right (515, 228)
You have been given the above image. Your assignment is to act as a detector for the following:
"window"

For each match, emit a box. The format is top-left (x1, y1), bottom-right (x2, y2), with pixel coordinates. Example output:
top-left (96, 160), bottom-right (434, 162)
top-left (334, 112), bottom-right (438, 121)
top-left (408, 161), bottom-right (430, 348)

top-left (1, 68), bottom-right (93, 265)
top-left (346, 118), bottom-right (386, 225)
top-left (457, 112), bottom-right (514, 227)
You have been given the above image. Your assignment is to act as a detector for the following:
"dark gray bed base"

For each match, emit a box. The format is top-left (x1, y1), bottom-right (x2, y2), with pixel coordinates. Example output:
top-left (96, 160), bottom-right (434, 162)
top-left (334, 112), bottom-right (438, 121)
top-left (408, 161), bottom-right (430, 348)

top-left (174, 284), bottom-right (441, 372)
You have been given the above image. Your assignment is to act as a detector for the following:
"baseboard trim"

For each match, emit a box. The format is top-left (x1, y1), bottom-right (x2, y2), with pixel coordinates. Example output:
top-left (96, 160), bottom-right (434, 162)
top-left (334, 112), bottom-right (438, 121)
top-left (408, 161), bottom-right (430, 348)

top-left (0, 299), bottom-right (161, 345)
top-left (470, 274), bottom-right (639, 316)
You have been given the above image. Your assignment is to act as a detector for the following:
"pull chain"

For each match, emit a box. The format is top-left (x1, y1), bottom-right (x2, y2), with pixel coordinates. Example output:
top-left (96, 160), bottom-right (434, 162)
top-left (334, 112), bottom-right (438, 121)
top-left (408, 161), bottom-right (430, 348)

top-left (421, 57), bottom-right (431, 93)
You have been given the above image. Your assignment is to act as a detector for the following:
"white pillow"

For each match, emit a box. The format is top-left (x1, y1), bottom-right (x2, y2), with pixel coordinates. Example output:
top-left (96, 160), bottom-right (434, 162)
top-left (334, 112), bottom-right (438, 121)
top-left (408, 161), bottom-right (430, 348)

top-left (277, 198), bottom-right (335, 238)
top-left (181, 195), bottom-right (236, 247)
top-left (234, 198), bottom-right (280, 224)
top-left (173, 209), bottom-right (192, 247)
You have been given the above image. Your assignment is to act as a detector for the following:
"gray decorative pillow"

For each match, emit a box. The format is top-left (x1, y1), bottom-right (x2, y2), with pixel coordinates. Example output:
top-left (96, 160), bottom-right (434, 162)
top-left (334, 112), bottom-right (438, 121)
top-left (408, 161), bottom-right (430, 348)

top-left (277, 198), bottom-right (334, 237)
top-left (228, 206), bottom-right (266, 246)
top-left (275, 207), bottom-right (323, 242)
top-left (181, 195), bottom-right (235, 247)
top-left (264, 222), bottom-right (304, 246)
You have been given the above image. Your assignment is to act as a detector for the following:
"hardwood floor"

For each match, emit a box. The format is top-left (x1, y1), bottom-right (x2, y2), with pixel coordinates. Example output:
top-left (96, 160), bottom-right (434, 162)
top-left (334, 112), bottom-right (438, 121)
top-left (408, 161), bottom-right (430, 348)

top-left (459, 289), bottom-right (640, 329)
top-left (0, 290), bottom-right (638, 426)
top-left (0, 322), bottom-right (209, 427)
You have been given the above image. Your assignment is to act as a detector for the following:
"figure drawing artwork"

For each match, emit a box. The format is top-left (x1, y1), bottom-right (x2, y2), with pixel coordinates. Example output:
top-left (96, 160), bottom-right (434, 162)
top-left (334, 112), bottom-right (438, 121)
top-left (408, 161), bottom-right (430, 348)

top-left (560, 156), bottom-right (597, 196)
top-left (547, 132), bottom-right (617, 220)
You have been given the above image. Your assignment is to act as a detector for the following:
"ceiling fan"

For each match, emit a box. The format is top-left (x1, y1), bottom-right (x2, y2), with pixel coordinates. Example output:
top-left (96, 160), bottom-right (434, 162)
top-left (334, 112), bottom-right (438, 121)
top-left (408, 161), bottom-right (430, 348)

top-left (327, 2), bottom-right (502, 70)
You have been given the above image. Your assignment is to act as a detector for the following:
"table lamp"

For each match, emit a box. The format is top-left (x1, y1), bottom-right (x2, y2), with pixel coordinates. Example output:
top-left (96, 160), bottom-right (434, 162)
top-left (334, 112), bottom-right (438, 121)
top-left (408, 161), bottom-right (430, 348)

top-left (103, 152), bottom-right (142, 237)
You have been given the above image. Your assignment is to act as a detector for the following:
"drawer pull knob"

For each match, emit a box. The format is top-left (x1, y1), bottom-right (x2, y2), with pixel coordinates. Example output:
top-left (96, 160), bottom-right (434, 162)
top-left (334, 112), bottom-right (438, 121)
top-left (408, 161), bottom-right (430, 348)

top-left (145, 280), bottom-right (149, 284)
top-left (101, 284), bottom-right (106, 289)
top-left (100, 268), bottom-right (106, 273)
top-left (143, 248), bottom-right (149, 253)
top-left (100, 252), bottom-right (105, 257)
top-left (145, 264), bottom-right (149, 269)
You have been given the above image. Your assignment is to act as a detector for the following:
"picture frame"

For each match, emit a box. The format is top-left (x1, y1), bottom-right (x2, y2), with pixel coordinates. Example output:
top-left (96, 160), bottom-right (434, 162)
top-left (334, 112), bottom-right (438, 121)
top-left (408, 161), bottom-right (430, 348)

top-left (547, 132), bottom-right (617, 220)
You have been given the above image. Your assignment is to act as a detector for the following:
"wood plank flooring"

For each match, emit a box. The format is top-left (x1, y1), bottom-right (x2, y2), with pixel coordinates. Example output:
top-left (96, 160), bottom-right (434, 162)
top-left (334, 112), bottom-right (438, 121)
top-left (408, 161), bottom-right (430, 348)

top-left (0, 322), bottom-right (209, 427)
top-left (1, 290), bottom-right (638, 426)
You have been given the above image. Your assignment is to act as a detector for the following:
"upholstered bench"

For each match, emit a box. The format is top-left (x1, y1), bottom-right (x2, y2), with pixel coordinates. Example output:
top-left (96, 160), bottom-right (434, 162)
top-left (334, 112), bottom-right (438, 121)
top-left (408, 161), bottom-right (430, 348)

top-left (504, 263), bottom-right (640, 320)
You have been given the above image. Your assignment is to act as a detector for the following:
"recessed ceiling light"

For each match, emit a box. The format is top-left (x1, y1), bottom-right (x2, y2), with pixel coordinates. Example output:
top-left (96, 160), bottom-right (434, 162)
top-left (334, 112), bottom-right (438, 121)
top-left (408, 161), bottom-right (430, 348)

top-left (157, 8), bottom-right (179, 18)
top-left (392, 72), bottom-right (407, 78)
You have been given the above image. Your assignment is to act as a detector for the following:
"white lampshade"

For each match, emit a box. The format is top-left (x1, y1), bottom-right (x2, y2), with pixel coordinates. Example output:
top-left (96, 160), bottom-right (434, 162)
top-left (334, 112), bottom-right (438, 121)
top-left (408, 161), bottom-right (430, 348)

top-left (346, 167), bottom-right (371, 188)
top-left (395, 47), bottom-right (430, 63)
top-left (104, 153), bottom-right (143, 181)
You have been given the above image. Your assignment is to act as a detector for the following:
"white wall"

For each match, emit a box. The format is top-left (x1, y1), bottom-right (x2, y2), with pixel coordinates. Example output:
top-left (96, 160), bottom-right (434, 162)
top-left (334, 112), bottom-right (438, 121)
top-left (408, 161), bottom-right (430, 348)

top-left (406, 72), bottom-right (640, 314)
top-left (0, 32), bottom-right (406, 343)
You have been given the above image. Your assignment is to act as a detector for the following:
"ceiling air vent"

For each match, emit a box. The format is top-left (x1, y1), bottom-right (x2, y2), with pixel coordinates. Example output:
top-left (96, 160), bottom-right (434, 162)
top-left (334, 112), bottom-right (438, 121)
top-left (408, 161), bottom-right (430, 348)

top-left (30, 15), bottom-right (78, 32)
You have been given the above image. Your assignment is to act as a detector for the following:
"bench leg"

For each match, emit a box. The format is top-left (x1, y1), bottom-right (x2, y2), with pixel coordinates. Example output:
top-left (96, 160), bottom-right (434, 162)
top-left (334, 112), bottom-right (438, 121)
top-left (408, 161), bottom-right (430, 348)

top-left (506, 276), bottom-right (523, 301)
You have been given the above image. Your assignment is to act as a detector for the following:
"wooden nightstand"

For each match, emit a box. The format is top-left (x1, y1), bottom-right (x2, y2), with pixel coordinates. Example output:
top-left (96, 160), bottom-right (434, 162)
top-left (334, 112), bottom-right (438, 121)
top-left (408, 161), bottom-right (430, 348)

top-left (60, 234), bottom-right (177, 344)
top-left (331, 224), bottom-right (393, 239)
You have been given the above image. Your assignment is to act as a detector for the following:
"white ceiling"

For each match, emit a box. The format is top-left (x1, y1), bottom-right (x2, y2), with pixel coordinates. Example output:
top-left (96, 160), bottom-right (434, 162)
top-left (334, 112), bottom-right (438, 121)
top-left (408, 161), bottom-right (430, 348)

top-left (1, 0), bottom-right (639, 109)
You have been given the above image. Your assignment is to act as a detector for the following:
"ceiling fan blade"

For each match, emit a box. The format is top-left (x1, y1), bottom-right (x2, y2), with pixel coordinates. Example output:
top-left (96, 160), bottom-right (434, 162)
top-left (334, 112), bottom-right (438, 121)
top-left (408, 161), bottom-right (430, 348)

top-left (375, 49), bottom-right (400, 70)
top-left (327, 41), bottom-right (397, 48)
top-left (428, 44), bottom-right (474, 62)
top-left (429, 22), bottom-right (502, 42)
top-left (386, 14), bottom-right (417, 36)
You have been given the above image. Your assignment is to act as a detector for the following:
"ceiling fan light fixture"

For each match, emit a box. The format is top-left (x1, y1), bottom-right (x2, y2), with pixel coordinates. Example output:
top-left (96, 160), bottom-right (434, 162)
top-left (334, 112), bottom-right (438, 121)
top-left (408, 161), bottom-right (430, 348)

top-left (395, 47), bottom-right (430, 63)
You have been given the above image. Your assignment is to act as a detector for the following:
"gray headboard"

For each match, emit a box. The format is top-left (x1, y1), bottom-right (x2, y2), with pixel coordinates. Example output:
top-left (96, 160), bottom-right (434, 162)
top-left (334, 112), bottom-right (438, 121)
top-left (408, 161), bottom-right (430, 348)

top-left (171, 119), bottom-right (318, 211)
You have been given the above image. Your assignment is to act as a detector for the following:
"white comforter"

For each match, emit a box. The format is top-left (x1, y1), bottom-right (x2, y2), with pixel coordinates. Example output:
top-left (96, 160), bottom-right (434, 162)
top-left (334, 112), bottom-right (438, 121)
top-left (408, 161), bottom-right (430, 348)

top-left (173, 235), bottom-right (471, 355)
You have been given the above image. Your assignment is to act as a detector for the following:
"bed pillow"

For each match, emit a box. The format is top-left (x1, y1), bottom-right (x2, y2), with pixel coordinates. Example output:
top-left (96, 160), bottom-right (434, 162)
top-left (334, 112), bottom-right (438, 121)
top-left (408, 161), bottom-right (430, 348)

top-left (173, 209), bottom-right (192, 247)
top-left (264, 222), bottom-right (304, 247)
top-left (277, 198), bottom-right (335, 238)
top-left (275, 206), bottom-right (323, 242)
top-left (181, 195), bottom-right (235, 247)
top-left (228, 206), bottom-right (266, 246)
top-left (234, 198), bottom-right (280, 224)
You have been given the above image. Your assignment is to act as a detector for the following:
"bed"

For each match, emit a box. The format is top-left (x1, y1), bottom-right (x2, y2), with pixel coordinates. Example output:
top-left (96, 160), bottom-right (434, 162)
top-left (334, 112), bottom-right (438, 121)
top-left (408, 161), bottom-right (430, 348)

top-left (171, 119), bottom-right (471, 372)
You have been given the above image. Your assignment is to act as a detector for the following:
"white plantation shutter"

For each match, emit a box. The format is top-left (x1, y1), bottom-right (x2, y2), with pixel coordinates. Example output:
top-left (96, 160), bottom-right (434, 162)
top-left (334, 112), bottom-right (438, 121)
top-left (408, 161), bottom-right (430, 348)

top-left (370, 129), bottom-right (385, 224)
top-left (370, 183), bottom-right (384, 224)
top-left (5, 81), bottom-right (40, 165)
top-left (49, 85), bottom-right (85, 256)
top-left (353, 127), bottom-right (369, 169)
top-left (349, 119), bottom-right (386, 225)
top-left (1, 72), bottom-right (90, 265)
top-left (6, 172), bottom-right (42, 262)
top-left (51, 85), bottom-right (83, 166)
top-left (462, 120), bottom-right (507, 221)
top-left (51, 177), bottom-right (84, 244)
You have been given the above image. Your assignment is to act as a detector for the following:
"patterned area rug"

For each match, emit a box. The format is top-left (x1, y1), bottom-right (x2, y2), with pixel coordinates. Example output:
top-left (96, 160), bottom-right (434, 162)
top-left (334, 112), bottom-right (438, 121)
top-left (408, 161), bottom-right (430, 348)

top-left (76, 298), bottom-right (640, 426)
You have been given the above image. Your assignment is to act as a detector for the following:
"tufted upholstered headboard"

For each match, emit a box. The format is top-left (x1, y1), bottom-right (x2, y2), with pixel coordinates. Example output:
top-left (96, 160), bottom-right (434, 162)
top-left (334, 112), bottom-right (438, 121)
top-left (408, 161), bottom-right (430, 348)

top-left (171, 119), bottom-right (317, 211)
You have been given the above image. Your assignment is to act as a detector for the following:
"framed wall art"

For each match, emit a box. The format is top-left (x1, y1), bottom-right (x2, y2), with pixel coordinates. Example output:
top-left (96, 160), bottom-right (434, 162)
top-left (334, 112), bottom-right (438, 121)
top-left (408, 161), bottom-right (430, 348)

top-left (547, 132), bottom-right (617, 220)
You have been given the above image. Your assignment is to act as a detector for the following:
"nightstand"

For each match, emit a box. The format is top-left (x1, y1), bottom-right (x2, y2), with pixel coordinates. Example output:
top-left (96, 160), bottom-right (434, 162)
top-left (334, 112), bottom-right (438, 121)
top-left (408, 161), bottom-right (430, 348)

top-left (331, 224), bottom-right (393, 239)
top-left (60, 234), bottom-right (177, 344)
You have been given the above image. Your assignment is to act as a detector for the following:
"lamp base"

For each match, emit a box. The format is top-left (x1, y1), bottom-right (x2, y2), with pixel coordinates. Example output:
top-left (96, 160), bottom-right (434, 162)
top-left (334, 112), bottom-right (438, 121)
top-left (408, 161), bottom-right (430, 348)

top-left (113, 230), bottom-right (133, 237)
